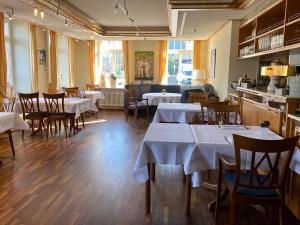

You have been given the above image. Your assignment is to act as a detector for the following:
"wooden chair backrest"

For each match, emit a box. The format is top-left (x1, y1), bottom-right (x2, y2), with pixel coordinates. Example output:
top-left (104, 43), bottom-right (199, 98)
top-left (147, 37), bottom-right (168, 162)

top-left (188, 92), bottom-right (208, 103)
top-left (86, 84), bottom-right (100, 90)
top-left (0, 96), bottom-right (15, 112)
top-left (18, 92), bottom-right (41, 116)
top-left (232, 134), bottom-right (299, 193)
top-left (64, 89), bottom-right (80, 98)
top-left (207, 103), bottom-right (239, 124)
top-left (43, 93), bottom-right (65, 113)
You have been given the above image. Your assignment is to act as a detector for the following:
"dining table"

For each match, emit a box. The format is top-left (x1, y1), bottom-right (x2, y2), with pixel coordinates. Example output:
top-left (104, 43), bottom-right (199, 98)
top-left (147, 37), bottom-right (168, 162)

top-left (133, 123), bottom-right (299, 216)
top-left (142, 93), bottom-right (182, 106)
top-left (15, 97), bottom-right (98, 119)
top-left (152, 102), bottom-right (240, 124)
top-left (0, 112), bottom-right (30, 161)
top-left (83, 90), bottom-right (105, 105)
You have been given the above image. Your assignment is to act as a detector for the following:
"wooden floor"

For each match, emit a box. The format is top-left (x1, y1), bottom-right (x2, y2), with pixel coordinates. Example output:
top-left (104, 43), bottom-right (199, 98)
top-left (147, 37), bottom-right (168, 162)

top-left (0, 110), bottom-right (299, 225)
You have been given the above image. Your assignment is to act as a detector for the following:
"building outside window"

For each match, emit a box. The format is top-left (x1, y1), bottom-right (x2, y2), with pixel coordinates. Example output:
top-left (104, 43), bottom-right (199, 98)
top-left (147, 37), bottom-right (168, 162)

top-left (166, 40), bottom-right (193, 85)
top-left (100, 41), bottom-right (124, 88)
top-left (4, 20), bottom-right (14, 87)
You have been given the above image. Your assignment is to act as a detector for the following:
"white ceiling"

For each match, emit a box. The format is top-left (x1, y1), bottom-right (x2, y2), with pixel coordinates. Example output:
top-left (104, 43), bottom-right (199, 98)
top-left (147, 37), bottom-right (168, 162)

top-left (66, 0), bottom-right (169, 27)
top-left (0, 0), bottom-right (271, 40)
top-left (177, 0), bottom-right (267, 39)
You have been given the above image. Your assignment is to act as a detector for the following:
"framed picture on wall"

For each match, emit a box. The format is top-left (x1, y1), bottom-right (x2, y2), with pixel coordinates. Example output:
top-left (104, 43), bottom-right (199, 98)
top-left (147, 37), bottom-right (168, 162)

top-left (37, 48), bottom-right (46, 66)
top-left (134, 51), bottom-right (154, 81)
top-left (210, 48), bottom-right (216, 78)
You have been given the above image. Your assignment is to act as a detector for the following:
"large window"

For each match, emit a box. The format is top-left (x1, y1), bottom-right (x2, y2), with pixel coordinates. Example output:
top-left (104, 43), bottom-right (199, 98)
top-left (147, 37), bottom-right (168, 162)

top-left (166, 40), bottom-right (193, 85)
top-left (99, 41), bottom-right (124, 88)
top-left (56, 35), bottom-right (70, 88)
top-left (4, 20), bottom-right (13, 86)
top-left (11, 20), bottom-right (32, 93)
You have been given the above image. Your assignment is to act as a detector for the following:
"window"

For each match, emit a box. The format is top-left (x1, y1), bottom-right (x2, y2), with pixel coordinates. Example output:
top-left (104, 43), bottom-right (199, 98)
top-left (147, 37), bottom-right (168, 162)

top-left (98, 41), bottom-right (124, 88)
top-left (11, 20), bottom-right (32, 93)
top-left (56, 35), bottom-right (70, 88)
top-left (166, 40), bottom-right (193, 85)
top-left (4, 20), bottom-right (13, 86)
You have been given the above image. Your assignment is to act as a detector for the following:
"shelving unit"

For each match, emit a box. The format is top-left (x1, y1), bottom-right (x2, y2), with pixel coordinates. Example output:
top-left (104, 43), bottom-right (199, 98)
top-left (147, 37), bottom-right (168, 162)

top-left (238, 0), bottom-right (300, 59)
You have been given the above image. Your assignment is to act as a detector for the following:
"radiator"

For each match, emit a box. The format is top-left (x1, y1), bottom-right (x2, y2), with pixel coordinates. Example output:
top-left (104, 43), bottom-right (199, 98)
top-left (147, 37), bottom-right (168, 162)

top-left (99, 88), bottom-right (124, 108)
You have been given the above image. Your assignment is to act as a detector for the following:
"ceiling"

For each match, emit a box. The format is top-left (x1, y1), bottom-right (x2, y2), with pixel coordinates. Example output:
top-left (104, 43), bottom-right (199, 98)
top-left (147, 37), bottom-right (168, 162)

top-left (0, 0), bottom-right (271, 40)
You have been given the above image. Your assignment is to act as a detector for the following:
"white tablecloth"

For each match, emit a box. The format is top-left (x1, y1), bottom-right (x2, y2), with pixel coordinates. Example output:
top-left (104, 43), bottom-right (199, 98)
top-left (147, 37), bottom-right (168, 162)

top-left (83, 91), bottom-right (105, 104)
top-left (0, 112), bottom-right (30, 133)
top-left (133, 123), bottom-right (200, 185)
top-left (142, 93), bottom-right (182, 105)
top-left (153, 103), bottom-right (202, 123)
top-left (134, 124), bottom-right (300, 187)
top-left (15, 98), bottom-right (97, 119)
top-left (191, 125), bottom-right (282, 171)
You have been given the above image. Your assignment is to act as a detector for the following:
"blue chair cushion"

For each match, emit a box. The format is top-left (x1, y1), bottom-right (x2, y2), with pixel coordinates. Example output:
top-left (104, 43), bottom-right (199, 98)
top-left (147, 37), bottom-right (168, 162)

top-left (223, 171), bottom-right (278, 197)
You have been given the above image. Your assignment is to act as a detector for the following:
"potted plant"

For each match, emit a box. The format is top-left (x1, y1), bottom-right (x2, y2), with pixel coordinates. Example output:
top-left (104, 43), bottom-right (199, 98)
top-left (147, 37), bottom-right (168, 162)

top-left (260, 120), bottom-right (270, 135)
top-left (109, 73), bottom-right (117, 88)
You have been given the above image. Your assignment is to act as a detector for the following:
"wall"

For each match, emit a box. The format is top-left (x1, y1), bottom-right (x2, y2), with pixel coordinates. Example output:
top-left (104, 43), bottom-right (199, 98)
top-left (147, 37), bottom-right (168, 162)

top-left (207, 21), bottom-right (258, 100)
top-left (128, 40), bottom-right (160, 84)
top-left (74, 40), bottom-right (90, 89)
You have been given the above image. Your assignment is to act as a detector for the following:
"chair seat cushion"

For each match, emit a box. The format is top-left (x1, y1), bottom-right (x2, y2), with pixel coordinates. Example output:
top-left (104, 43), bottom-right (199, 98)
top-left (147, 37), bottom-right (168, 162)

top-left (24, 111), bottom-right (47, 119)
top-left (127, 101), bottom-right (146, 108)
top-left (223, 171), bottom-right (278, 197)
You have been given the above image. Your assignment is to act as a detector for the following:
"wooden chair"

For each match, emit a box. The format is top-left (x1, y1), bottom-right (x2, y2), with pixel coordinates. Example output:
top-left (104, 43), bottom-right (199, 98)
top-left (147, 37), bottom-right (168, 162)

top-left (86, 84), bottom-right (100, 91)
top-left (0, 96), bottom-right (15, 112)
top-left (124, 88), bottom-right (149, 122)
top-left (18, 92), bottom-right (47, 139)
top-left (43, 93), bottom-right (76, 139)
top-left (0, 96), bottom-right (16, 157)
top-left (215, 134), bottom-right (299, 225)
top-left (64, 89), bottom-right (81, 98)
top-left (207, 103), bottom-right (239, 125)
top-left (187, 92), bottom-right (208, 103)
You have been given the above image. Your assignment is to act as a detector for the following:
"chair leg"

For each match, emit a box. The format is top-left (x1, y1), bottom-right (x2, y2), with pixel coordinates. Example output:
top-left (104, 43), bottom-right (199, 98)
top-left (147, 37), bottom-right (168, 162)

top-left (39, 119), bottom-right (43, 139)
top-left (228, 196), bottom-right (237, 225)
top-left (125, 109), bottom-right (129, 122)
top-left (31, 119), bottom-right (34, 134)
top-left (59, 121), bottom-right (61, 132)
top-left (63, 119), bottom-right (68, 139)
top-left (69, 119), bottom-right (72, 137)
top-left (134, 109), bottom-right (138, 121)
top-left (73, 118), bottom-right (76, 135)
top-left (215, 173), bottom-right (222, 220)
top-left (54, 121), bottom-right (57, 134)
top-left (46, 119), bottom-right (50, 138)
top-left (81, 113), bottom-right (85, 128)
top-left (22, 130), bottom-right (24, 140)
top-left (7, 130), bottom-right (15, 157)
top-left (279, 194), bottom-right (286, 225)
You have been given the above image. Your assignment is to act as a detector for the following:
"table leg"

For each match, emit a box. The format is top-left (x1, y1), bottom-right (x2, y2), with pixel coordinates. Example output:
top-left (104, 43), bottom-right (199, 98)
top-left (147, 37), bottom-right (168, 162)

top-left (185, 174), bottom-right (191, 217)
top-left (150, 163), bottom-right (155, 182)
top-left (7, 130), bottom-right (15, 157)
top-left (145, 163), bottom-right (151, 215)
top-left (182, 166), bottom-right (186, 183)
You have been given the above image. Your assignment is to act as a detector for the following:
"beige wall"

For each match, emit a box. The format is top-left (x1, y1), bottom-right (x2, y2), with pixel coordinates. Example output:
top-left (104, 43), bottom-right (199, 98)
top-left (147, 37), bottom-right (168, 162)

top-left (207, 21), bottom-right (258, 100)
top-left (127, 40), bottom-right (160, 84)
top-left (74, 40), bottom-right (90, 89)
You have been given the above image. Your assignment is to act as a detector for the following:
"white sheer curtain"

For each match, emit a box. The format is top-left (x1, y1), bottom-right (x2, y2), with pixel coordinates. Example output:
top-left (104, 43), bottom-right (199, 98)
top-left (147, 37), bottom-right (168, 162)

top-left (56, 35), bottom-right (70, 88)
top-left (10, 20), bottom-right (32, 93)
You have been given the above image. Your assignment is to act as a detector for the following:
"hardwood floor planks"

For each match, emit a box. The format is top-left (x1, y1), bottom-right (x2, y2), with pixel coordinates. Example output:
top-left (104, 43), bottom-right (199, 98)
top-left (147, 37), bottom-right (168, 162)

top-left (0, 110), bottom-right (299, 225)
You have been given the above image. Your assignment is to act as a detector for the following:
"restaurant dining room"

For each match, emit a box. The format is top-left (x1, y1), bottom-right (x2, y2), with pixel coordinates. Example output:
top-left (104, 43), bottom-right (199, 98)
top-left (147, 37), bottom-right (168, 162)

top-left (1, 0), bottom-right (300, 225)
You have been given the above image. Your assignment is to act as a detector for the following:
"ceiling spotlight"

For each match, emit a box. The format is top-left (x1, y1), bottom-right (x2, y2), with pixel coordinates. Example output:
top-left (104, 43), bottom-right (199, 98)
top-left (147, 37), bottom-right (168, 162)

top-left (75, 39), bottom-right (78, 42)
top-left (64, 20), bottom-right (68, 26)
top-left (91, 34), bottom-right (94, 40)
top-left (42, 28), bottom-right (46, 32)
top-left (114, 0), bottom-right (119, 15)
top-left (40, 11), bottom-right (44, 19)
top-left (7, 8), bottom-right (13, 21)
top-left (136, 31), bottom-right (139, 37)
top-left (34, 7), bottom-right (38, 17)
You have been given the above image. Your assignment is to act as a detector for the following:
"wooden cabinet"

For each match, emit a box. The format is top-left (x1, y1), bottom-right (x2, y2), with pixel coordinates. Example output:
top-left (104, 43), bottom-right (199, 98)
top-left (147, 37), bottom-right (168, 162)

top-left (238, 0), bottom-right (300, 58)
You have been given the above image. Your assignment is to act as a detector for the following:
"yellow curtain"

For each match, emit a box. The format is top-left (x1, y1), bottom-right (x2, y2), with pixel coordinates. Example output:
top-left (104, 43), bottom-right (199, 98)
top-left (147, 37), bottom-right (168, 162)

top-left (158, 40), bottom-right (167, 84)
top-left (30, 24), bottom-right (38, 92)
top-left (50, 31), bottom-right (57, 89)
top-left (122, 40), bottom-right (130, 85)
top-left (0, 12), bottom-right (7, 97)
top-left (68, 37), bottom-right (76, 87)
top-left (88, 40), bottom-right (95, 85)
top-left (193, 40), bottom-right (202, 70)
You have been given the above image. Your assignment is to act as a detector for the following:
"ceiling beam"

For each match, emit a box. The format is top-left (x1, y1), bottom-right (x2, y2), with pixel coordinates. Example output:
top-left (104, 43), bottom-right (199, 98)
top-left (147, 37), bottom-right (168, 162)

top-left (169, 0), bottom-right (248, 9)
top-left (103, 26), bottom-right (171, 37)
